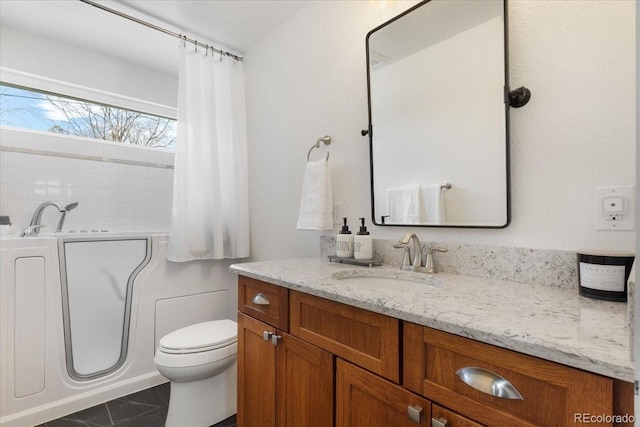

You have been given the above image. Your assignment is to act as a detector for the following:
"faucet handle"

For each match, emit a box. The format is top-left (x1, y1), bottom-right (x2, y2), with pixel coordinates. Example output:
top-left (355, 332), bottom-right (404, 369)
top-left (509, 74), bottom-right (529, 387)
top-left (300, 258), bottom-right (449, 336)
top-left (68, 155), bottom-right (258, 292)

top-left (393, 243), bottom-right (412, 270)
top-left (21, 224), bottom-right (45, 237)
top-left (425, 245), bottom-right (447, 274)
top-left (428, 246), bottom-right (448, 255)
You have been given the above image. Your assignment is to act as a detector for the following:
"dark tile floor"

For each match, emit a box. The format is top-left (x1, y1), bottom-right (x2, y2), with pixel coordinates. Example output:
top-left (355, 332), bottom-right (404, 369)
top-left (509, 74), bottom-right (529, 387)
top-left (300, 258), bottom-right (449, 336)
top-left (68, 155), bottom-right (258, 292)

top-left (36, 383), bottom-right (237, 427)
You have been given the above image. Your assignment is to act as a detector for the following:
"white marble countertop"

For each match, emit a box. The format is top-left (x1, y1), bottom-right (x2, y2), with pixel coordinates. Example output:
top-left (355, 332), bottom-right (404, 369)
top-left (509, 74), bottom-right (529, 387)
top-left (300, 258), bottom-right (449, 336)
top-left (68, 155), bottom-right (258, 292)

top-left (230, 257), bottom-right (634, 382)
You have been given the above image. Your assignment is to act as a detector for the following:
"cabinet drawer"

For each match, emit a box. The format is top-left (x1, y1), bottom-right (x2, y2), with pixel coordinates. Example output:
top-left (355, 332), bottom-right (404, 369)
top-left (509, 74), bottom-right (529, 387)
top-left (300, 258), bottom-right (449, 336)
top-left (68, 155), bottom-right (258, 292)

top-left (238, 276), bottom-right (289, 331)
top-left (432, 404), bottom-right (485, 427)
top-left (290, 290), bottom-right (399, 382)
top-left (404, 323), bottom-right (613, 427)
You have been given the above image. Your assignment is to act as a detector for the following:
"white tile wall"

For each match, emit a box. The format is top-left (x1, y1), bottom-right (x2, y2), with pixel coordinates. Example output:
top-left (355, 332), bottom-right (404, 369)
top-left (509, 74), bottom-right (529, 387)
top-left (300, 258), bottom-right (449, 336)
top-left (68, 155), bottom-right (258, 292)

top-left (0, 128), bottom-right (174, 235)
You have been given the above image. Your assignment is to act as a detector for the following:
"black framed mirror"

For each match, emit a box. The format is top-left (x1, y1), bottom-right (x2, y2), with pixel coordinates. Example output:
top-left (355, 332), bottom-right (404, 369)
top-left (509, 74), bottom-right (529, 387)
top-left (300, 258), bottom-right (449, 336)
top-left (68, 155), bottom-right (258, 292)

top-left (366, 0), bottom-right (510, 228)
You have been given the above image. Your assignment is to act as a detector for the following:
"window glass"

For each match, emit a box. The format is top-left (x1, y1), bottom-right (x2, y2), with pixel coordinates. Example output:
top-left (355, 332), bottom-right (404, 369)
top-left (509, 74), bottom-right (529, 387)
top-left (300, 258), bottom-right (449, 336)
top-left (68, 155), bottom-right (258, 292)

top-left (0, 84), bottom-right (176, 150)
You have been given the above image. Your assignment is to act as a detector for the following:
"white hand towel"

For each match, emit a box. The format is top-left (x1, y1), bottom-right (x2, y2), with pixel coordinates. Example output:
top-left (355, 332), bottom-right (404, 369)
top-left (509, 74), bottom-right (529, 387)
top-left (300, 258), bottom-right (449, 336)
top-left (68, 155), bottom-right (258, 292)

top-left (385, 187), bottom-right (403, 224)
top-left (296, 159), bottom-right (333, 230)
top-left (421, 184), bottom-right (446, 224)
top-left (402, 184), bottom-right (421, 224)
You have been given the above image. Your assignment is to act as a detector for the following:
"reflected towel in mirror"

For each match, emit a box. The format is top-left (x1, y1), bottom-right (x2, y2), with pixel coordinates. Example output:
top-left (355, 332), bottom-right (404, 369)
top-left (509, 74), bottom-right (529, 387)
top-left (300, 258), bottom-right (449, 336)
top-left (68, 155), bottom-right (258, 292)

top-left (421, 184), bottom-right (446, 224)
top-left (385, 187), bottom-right (403, 224)
top-left (384, 184), bottom-right (446, 225)
top-left (403, 184), bottom-right (421, 224)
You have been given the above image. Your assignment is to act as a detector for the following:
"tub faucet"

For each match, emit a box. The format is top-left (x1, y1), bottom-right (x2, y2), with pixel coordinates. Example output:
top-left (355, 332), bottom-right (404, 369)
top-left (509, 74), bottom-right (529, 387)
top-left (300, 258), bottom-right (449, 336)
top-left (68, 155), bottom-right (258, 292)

top-left (26, 201), bottom-right (79, 236)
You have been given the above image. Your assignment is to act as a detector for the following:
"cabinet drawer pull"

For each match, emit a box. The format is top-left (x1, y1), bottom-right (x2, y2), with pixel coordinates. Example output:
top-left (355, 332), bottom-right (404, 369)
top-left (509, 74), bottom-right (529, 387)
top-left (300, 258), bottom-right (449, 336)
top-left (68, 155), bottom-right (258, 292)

top-left (431, 417), bottom-right (448, 427)
top-left (271, 334), bottom-right (282, 345)
top-left (407, 405), bottom-right (423, 424)
top-left (456, 367), bottom-right (524, 400)
top-left (263, 331), bottom-right (273, 342)
top-left (252, 293), bottom-right (270, 305)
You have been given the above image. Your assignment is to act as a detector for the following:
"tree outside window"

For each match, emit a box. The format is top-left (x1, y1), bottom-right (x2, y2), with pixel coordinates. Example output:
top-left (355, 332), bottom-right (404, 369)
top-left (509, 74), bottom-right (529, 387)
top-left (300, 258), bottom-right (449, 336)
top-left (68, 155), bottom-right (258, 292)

top-left (0, 84), bottom-right (176, 150)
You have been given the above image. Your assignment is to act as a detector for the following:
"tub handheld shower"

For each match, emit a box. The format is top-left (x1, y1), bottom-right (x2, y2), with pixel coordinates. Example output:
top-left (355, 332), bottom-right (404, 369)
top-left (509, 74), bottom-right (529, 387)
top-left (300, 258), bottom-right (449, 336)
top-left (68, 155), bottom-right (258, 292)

top-left (23, 201), bottom-right (79, 236)
top-left (56, 202), bottom-right (79, 233)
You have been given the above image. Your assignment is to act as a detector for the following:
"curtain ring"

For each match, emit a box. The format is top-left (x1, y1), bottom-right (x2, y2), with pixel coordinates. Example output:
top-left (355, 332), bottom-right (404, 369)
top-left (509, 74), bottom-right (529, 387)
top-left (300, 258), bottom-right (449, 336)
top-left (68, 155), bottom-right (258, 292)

top-left (182, 35), bottom-right (186, 47)
top-left (205, 44), bottom-right (209, 56)
top-left (194, 40), bottom-right (198, 52)
top-left (220, 51), bottom-right (223, 62)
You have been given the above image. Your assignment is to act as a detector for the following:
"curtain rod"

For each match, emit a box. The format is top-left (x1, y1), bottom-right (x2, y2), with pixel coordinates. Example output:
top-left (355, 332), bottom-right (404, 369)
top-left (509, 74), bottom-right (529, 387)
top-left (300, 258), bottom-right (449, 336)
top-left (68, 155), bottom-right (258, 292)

top-left (78, 0), bottom-right (243, 61)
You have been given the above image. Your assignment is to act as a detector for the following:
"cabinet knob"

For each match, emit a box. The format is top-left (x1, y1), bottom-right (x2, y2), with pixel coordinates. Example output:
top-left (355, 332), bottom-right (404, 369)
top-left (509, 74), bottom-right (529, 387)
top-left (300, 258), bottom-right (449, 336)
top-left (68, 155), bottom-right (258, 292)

top-left (271, 334), bottom-right (282, 345)
top-left (407, 405), bottom-right (423, 424)
top-left (263, 331), bottom-right (273, 342)
top-left (431, 417), bottom-right (448, 427)
top-left (456, 366), bottom-right (524, 400)
top-left (252, 293), bottom-right (271, 306)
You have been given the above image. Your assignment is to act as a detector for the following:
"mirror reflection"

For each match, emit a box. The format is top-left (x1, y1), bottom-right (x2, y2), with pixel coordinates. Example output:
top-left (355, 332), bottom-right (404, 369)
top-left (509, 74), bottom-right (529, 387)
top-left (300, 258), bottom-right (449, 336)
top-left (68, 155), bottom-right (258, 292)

top-left (367, 0), bottom-right (509, 228)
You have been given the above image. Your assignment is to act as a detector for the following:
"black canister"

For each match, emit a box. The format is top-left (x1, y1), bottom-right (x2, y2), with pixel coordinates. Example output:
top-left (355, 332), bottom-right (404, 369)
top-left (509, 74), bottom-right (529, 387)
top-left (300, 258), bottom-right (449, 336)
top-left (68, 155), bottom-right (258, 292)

top-left (577, 252), bottom-right (634, 302)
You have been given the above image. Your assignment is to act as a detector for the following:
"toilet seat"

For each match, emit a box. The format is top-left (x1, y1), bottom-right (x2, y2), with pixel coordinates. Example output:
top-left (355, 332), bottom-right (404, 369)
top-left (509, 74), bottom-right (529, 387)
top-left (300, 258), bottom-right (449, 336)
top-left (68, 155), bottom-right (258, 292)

top-left (158, 319), bottom-right (237, 355)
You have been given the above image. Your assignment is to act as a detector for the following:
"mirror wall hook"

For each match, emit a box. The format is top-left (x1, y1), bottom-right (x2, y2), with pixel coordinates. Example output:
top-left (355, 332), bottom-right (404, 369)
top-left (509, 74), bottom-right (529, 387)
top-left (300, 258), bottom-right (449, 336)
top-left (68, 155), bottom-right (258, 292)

top-left (509, 86), bottom-right (531, 108)
top-left (361, 129), bottom-right (369, 136)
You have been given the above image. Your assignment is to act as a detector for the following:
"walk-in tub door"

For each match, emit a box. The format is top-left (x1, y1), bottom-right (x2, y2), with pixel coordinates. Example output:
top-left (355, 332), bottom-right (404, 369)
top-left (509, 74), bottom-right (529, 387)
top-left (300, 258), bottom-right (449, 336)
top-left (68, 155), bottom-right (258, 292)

top-left (59, 237), bottom-right (151, 380)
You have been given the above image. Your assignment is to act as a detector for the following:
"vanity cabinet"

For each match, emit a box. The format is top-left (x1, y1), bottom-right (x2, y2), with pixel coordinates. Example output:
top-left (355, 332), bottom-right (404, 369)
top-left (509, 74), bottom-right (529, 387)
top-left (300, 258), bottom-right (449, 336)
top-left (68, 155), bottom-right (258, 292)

top-left (237, 275), bottom-right (633, 427)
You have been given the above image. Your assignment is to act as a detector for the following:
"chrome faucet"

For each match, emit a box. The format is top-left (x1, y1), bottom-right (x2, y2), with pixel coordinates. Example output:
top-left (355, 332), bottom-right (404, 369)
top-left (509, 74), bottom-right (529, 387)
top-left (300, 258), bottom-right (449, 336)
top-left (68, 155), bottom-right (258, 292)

top-left (25, 201), bottom-right (79, 236)
top-left (393, 232), bottom-right (423, 271)
top-left (393, 234), bottom-right (448, 273)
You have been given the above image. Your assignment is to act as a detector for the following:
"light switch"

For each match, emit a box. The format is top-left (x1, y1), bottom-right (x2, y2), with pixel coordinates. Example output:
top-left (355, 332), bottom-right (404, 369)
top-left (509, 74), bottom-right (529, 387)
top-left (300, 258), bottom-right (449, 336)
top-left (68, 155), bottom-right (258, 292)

top-left (595, 185), bottom-right (635, 231)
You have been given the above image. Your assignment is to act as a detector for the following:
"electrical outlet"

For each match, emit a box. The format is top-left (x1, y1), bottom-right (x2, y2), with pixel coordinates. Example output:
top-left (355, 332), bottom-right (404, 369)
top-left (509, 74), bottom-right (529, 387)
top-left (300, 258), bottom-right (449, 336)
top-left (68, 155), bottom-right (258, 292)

top-left (332, 203), bottom-right (343, 225)
top-left (606, 214), bottom-right (623, 222)
top-left (595, 185), bottom-right (635, 230)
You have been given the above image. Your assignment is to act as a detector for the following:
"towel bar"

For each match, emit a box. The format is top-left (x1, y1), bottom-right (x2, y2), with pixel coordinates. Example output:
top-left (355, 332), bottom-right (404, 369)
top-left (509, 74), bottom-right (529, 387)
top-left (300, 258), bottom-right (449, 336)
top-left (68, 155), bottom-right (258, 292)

top-left (307, 135), bottom-right (332, 161)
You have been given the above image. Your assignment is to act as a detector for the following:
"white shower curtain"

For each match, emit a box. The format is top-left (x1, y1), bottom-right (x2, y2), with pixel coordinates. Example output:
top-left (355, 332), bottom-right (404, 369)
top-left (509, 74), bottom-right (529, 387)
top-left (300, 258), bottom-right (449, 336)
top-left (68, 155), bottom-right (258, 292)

top-left (167, 45), bottom-right (250, 262)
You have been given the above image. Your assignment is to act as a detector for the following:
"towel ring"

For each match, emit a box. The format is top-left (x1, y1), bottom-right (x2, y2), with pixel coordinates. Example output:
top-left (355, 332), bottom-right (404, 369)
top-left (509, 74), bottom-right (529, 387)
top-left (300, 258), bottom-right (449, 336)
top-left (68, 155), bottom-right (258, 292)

top-left (307, 135), bottom-right (331, 161)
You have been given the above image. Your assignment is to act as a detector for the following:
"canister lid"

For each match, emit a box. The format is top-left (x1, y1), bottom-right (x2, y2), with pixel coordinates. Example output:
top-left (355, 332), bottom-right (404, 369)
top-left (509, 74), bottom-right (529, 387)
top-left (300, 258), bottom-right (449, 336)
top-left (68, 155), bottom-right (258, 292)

top-left (577, 250), bottom-right (634, 258)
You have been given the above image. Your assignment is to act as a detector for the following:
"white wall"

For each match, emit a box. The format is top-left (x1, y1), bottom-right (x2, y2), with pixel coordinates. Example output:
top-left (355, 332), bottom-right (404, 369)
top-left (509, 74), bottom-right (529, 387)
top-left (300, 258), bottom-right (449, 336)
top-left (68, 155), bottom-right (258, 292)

top-left (244, 0), bottom-right (636, 260)
top-left (0, 26), bottom-right (177, 107)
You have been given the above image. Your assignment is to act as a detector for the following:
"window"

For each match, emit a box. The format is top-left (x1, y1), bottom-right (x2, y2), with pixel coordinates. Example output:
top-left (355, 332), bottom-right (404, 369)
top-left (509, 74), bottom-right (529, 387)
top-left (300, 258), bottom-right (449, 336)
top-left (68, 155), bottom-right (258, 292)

top-left (0, 83), bottom-right (176, 150)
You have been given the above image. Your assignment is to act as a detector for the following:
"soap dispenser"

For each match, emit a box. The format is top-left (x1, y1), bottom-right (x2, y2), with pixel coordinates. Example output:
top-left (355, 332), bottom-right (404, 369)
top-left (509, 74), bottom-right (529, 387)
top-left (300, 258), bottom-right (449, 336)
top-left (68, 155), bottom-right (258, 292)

top-left (336, 218), bottom-right (353, 258)
top-left (353, 218), bottom-right (373, 260)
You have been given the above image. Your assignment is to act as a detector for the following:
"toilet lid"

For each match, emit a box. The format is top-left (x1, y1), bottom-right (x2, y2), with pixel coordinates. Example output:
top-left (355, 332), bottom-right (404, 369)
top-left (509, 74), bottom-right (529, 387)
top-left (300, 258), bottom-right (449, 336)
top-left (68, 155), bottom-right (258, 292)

top-left (159, 319), bottom-right (237, 354)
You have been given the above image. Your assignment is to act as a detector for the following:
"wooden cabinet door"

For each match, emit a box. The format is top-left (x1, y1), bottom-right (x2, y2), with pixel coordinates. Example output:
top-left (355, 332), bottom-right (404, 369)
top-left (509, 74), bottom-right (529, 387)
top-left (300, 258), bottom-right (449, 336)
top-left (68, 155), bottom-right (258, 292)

top-left (337, 359), bottom-right (431, 427)
top-left (238, 313), bottom-right (334, 427)
top-left (238, 313), bottom-right (277, 427)
top-left (276, 332), bottom-right (334, 426)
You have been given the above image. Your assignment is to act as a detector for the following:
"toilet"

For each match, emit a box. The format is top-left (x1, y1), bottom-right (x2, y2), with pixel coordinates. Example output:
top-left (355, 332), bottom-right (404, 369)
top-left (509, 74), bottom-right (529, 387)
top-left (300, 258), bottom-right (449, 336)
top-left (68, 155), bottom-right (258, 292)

top-left (154, 319), bottom-right (238, 427)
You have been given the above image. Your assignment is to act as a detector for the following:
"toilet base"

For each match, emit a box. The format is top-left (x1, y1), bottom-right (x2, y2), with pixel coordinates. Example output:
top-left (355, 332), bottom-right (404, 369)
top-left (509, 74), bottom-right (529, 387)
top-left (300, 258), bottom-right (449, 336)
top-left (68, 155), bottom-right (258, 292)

top-left (165, 360), bottom-right (237, 427)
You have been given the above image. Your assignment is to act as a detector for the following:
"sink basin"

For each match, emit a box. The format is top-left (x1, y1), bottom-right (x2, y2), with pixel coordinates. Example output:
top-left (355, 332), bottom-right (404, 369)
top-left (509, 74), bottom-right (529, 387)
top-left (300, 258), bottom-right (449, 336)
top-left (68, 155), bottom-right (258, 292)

top-left (332, 270), bottom-right (439, 292)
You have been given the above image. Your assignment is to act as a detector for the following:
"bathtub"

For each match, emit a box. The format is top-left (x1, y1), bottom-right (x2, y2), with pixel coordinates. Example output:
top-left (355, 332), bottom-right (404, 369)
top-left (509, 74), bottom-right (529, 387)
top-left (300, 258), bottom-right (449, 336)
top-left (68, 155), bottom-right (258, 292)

top-left (0, 233), bottom-right (238, 427)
